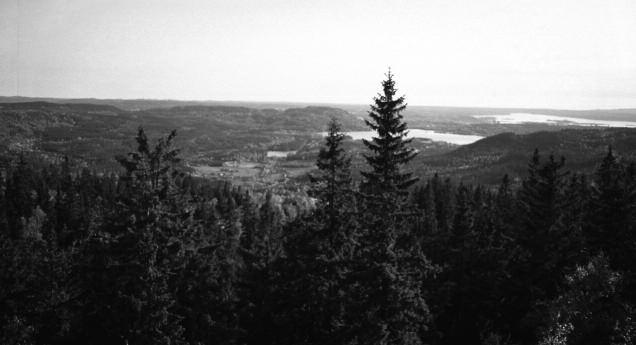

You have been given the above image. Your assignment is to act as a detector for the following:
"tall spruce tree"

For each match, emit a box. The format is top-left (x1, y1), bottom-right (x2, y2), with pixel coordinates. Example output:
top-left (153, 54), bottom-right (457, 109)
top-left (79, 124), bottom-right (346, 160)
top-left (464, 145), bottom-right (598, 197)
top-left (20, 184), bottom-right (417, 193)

top-left (348, 70), bottom-right (431, 345)
top-left (361, 70), bottom-right (418, 195)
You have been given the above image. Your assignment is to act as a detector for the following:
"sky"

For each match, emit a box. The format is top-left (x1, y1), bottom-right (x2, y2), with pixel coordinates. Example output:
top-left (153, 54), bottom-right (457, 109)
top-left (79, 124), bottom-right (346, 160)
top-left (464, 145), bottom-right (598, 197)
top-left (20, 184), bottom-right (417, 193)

top-left (0, 0), bottom-right (635, 109)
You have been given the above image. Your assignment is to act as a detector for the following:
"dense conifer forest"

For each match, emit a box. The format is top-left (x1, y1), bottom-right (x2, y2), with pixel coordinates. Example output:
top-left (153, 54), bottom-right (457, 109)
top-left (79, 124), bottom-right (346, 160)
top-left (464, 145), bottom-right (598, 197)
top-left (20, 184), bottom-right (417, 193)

top-left (1, 74), bottom-right (635, 345)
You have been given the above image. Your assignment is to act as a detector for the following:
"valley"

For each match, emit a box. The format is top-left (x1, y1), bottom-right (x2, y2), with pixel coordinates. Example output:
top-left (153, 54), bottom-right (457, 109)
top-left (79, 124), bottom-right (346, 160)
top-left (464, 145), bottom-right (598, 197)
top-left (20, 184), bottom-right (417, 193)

top-left (2, 98), bottom-right (636, 189)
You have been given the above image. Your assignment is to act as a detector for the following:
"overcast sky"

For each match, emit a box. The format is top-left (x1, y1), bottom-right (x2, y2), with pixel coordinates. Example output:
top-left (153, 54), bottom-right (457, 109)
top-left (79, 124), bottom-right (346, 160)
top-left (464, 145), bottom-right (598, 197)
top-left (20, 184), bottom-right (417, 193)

top-left (1, 0), bottom-right (635, 109)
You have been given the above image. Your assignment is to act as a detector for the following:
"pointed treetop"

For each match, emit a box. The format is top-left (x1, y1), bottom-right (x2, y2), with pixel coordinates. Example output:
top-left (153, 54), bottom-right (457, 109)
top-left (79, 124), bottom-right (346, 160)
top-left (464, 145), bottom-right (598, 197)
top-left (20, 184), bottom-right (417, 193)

top-left (383, 67), bottom-right (395, 97)
top-left (361, 70), bottom-right (418, 194)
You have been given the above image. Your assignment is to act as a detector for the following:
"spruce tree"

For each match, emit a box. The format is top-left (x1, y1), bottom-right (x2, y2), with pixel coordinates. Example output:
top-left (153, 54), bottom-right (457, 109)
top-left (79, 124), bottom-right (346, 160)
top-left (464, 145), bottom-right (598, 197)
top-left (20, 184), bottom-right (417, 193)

top-left (413, 182), bottom-right (438, 257)
top-left (77, 128), bottom-right (189, 345)
top-left (588, 147), bottom-right (636, 272)
top-left (238, 191), bottom-right (285, 345)
top-left (512, 150), bottom-right (584, 342)
top-left (279, 118), bottom-right (357, 345)
top-left (361, 70), bottom-right (418, 195)
top-left (518, 150), bottom-right (568, 233)
top-left (432, 174), bottom-right (454, 233)
top-left (349, 71), bottom-right (431, 345)
top-left (495, 174), bottom-right (515, 232)
top-left (310, 117), bottom-right (354, 230)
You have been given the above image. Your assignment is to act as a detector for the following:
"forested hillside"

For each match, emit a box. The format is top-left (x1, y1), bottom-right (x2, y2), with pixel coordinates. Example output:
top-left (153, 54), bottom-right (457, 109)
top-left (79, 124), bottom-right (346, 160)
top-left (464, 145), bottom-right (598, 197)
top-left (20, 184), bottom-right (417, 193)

top-left (0, 102), bottom-right (363, 171)
top-left (414, 128), bottom-right (636, 184)
top-left (1, 75), bottom-right (635, 345)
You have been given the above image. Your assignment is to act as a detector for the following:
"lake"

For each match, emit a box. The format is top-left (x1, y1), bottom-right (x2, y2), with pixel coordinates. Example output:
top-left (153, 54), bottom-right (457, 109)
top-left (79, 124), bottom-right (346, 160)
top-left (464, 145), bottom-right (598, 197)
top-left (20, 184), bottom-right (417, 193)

top-left (267, 150), bottom-right (297, 158)
top-left (332, 130), bottom-right (484, 145)
top-left (473, 113), bottom-right (636, 128)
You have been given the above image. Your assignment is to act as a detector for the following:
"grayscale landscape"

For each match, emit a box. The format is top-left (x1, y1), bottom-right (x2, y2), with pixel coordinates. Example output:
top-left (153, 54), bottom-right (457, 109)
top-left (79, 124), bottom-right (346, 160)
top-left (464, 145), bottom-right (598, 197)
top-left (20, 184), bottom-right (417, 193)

top-left (1, 1), bottom-right (635, 345)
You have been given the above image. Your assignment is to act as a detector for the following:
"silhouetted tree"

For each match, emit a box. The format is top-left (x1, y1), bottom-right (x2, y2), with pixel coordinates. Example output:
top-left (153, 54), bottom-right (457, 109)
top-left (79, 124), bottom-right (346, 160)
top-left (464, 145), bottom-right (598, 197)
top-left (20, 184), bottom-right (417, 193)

top-left (361, 70), bottom-right (418, 194)
top-left (349, 71), bottom-right (432, 345)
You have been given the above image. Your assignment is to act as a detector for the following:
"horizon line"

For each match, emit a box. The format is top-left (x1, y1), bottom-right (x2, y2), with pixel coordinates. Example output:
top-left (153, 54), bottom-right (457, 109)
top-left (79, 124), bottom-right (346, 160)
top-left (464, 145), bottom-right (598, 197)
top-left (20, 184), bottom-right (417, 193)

top-left (1, 94), bottom-right (635, 112)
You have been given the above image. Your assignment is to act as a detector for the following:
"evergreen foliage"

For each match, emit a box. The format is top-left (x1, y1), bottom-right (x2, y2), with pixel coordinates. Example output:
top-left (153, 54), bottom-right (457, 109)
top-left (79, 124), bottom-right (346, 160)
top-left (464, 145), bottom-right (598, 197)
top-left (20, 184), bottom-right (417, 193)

top-left (361, 70), bottom-right (418, 194)
top-left (279, 118), bottom-right (357, 345)
top-left (309, 117), bottom-right (354, 230)
top-left (351, 71), bottom-right (432, 345)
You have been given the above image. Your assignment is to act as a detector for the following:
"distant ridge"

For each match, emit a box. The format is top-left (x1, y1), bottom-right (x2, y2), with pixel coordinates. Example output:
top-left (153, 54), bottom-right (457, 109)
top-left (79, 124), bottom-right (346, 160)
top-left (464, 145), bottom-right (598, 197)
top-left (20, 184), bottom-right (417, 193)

top-left (0, 101), bottom-right (125, 114)
top-left (0, 96), bottom-right (362, 112)
top-left (2, 96), bottom-right (636, 120)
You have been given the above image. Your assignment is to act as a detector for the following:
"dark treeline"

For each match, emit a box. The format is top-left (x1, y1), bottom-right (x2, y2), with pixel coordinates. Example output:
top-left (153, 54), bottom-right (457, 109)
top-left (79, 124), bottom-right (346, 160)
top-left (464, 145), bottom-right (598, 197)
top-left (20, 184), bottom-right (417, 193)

top-left (2, 73), bottom-right (636, 345)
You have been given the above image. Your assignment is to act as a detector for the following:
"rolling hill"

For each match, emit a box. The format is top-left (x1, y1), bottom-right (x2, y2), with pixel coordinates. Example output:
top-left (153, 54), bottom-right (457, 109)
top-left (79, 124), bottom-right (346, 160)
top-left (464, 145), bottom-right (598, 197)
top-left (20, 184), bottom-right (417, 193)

top-left (2, 100), bottom-right (636, 188)
top-left (414, 128), bottom-right (636, 185)
top-left (0, 101), bottom-right (363, 169)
